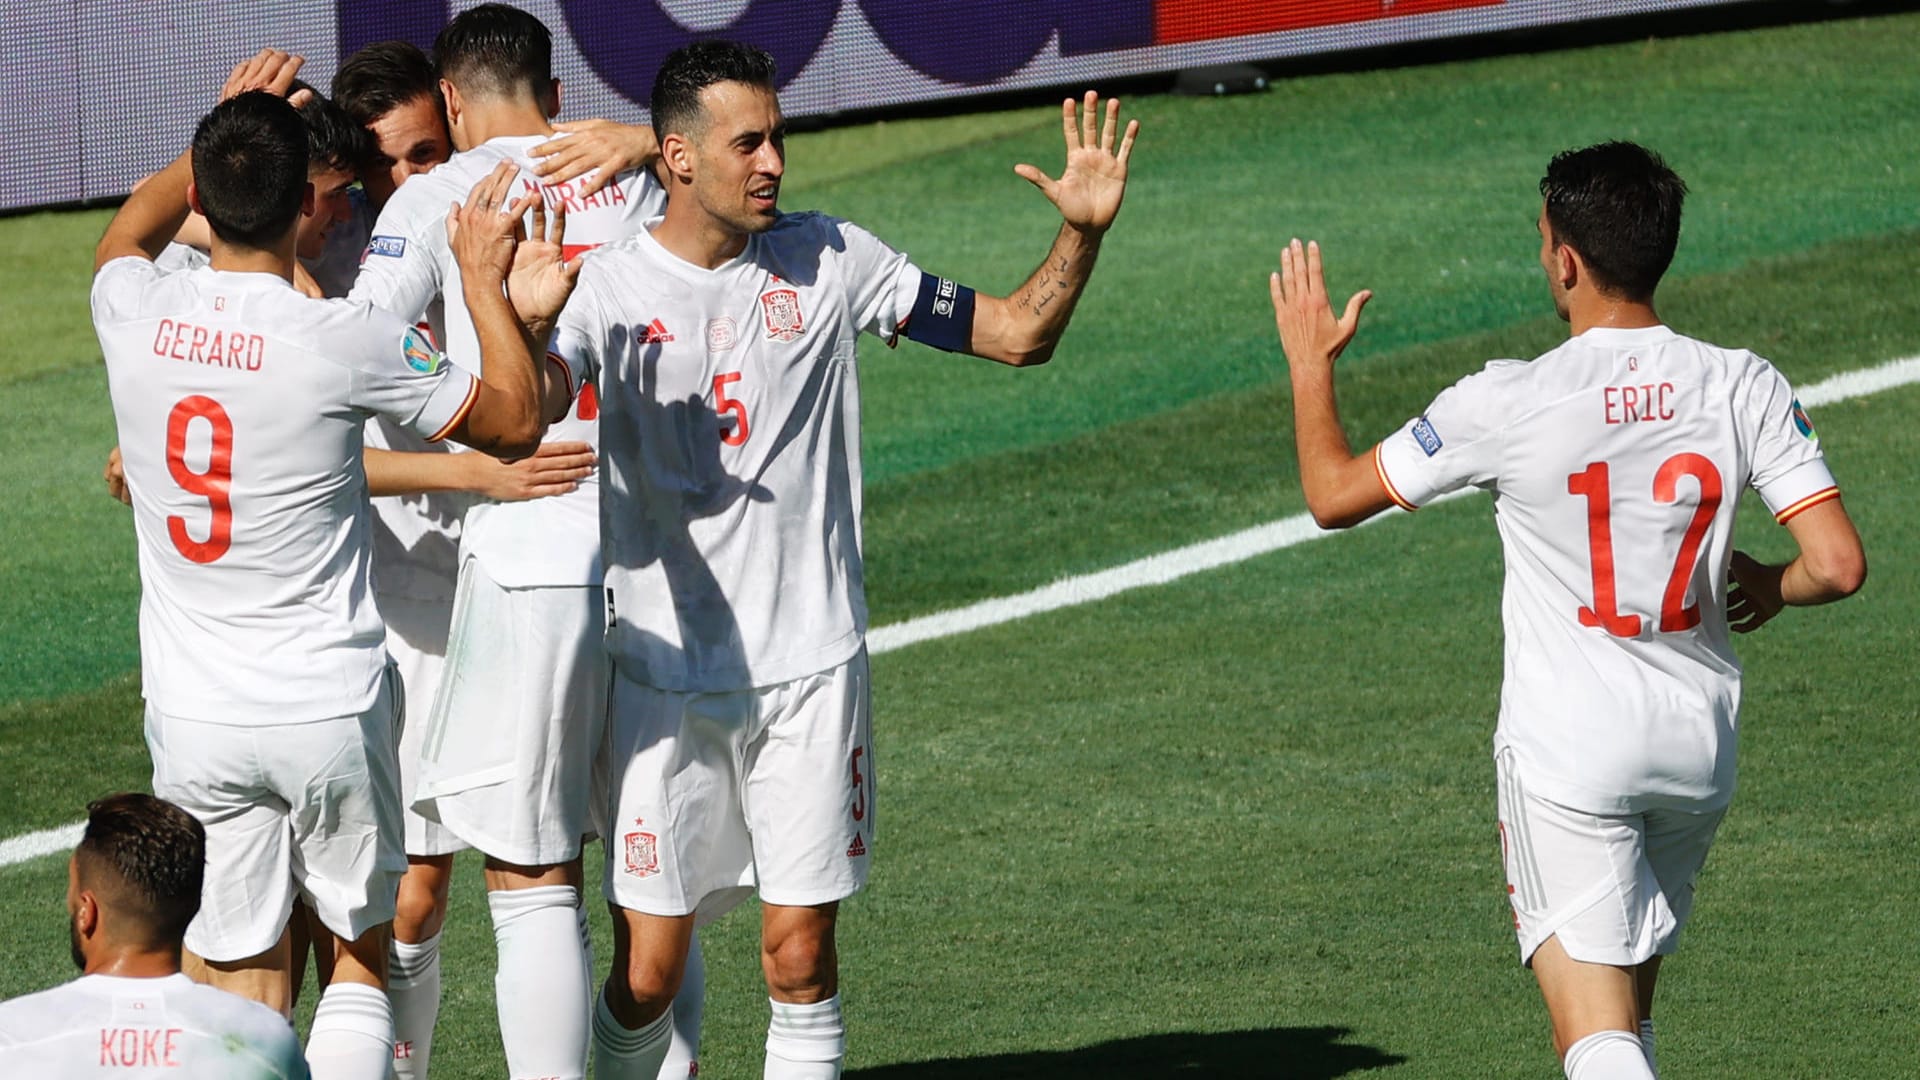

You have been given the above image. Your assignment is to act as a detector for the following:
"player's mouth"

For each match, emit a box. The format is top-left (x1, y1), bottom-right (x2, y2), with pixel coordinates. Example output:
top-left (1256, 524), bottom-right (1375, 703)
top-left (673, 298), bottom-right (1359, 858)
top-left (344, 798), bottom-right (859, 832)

top-left (748, 182), bottom-right (779, 212)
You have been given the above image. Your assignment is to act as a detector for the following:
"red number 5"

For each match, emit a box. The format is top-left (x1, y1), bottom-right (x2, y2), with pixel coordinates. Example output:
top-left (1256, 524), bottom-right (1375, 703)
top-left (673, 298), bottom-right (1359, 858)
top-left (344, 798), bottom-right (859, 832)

top-left (713, 372), bottom-right (749, 446)
top-left (1567, 453), bottom-right (1722, 637)
top-left (165, 396), bottom-right (235, 564)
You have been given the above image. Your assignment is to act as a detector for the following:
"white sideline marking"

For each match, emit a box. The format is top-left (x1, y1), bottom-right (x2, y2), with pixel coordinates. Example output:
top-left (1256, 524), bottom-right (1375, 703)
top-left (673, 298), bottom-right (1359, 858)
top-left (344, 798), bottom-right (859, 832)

top-left (0, 822), bottom-right (83, 869)
top-left (4, 353), bottom-right (1916, 870)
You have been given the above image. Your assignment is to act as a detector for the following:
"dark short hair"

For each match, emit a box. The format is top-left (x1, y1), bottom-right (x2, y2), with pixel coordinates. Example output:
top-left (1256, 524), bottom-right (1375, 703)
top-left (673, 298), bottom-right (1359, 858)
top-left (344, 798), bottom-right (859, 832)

top-left (435, 3), bottom-right (552, 101)
top-left (649, 40), bottom-right (777, 140)
top-left (191, 91), bottom-right (309, 250)
top-left (290, 81), bottom-right (370, 175)
top-left (74, 794), bottom-right (204, 947)
top-left (1539, 141), bottom-right (1688, 301)
top-left (331, 40), bottom-right (441, 130)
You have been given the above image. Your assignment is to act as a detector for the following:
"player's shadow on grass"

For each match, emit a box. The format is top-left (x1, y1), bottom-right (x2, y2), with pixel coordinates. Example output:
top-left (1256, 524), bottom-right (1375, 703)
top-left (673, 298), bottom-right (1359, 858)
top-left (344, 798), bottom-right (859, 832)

top-left (846, 1026), bottom-right (1404, 1078)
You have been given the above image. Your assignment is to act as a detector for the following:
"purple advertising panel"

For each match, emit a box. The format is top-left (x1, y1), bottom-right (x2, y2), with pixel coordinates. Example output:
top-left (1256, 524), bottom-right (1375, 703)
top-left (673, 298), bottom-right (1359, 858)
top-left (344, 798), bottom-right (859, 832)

top-left (1, 0), bottom-right (1759, 212)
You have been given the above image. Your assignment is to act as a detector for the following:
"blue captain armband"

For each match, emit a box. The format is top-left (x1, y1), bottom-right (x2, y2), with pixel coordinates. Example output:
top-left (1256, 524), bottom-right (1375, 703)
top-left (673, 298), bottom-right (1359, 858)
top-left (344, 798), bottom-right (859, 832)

top-left (904, 273), bottom-right (976, 353)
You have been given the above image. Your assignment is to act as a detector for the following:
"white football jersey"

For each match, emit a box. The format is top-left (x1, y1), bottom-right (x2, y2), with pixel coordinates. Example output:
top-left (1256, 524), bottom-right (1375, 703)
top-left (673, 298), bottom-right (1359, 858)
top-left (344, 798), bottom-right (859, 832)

top-left (352, 134), bottom-right (665, 588)
top-left (1375, 325), bottom-right (1838, 813)
top-left (94, 257), bottom-right (479, 723)
top-left (0, 973), bottom-right (306, 1079)
top-left (554, 212), bottom-right (921, 692)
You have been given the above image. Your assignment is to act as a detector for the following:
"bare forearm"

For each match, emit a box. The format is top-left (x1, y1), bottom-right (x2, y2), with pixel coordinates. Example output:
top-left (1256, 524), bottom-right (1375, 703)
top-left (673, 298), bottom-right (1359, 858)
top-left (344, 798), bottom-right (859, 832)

top-left (96, 150), bottom-right (194, 268)
top-left (991, 224), bottom-right (1103, 365)
top-left (462, 281), bottom-right (544, 457)
top-left (364, 447), bottom-right (478, 497)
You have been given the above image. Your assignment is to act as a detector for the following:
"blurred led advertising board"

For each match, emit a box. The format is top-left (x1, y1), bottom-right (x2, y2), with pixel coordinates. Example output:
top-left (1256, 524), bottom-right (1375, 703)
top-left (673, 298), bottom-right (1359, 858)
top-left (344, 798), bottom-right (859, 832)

top-left (2, 0), bottom-right (1758, 212)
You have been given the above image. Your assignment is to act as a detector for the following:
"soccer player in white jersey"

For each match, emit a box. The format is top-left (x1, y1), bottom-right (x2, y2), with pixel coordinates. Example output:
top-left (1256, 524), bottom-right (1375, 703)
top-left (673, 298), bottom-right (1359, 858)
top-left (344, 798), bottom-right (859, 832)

top-left (0, 794), bottom-right (306, 1079)
top-left (346, 9), bottom-right (682, 1079)
top-left (92, 46), bottom-right (579, 1080)
top-left (1268, 142), bottom-right (1866, 1079)
top-left (546, 41), bottom-right (1138, 1079)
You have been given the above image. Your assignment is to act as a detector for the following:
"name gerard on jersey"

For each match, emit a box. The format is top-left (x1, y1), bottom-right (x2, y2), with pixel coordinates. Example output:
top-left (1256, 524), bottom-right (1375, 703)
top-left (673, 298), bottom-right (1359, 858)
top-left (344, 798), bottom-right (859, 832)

top-left (151, 318), bottom-right (264, 372)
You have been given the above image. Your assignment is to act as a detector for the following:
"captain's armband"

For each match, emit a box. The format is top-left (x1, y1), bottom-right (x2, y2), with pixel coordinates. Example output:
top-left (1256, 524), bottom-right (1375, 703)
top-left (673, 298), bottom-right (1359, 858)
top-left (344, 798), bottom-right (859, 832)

top-left (903, 273), bottom-right (975, 353)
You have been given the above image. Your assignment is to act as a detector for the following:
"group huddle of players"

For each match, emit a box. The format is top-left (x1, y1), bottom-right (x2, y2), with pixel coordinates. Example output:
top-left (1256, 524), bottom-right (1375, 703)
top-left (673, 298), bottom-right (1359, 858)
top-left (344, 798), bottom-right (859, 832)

top-left (0, 3), bottom-right (1868, 1079)
top-left (7, 4), bottom-right (1137, 1078)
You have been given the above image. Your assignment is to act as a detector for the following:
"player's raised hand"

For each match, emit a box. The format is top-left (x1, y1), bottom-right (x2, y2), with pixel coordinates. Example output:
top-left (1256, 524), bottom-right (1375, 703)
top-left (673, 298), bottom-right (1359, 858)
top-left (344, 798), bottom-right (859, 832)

top-left (447, 163), bottom-right (536, 289)
top-left (507, 190), bottom-right (582, 332)
top-left (531, 120), bottom-right (659, 198)
top-left (1727, 550), bottom-right (1785, 633)
top-left (1271, 238), bottom-right (1372, 371)
top-left (1015, 92), bottom-right (1138, 235)
top-left (219, 48), bottom-right (306, 104)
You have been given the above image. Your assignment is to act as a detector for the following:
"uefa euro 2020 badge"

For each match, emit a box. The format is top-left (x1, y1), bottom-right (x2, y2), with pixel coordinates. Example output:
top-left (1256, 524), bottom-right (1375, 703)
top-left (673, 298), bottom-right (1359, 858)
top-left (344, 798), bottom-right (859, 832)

top-left (402, 327), bottom-right (443, 374)
top-left (1791, 399), bottom-right (1818, 444)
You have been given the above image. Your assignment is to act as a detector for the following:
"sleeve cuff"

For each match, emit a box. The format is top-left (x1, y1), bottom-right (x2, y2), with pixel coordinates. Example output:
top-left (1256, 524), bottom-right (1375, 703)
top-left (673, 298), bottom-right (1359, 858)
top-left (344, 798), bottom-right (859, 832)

top-left (423, 373), bottom-right (481, 443)
top-left (1373, 443), bottom-right (1420, 511)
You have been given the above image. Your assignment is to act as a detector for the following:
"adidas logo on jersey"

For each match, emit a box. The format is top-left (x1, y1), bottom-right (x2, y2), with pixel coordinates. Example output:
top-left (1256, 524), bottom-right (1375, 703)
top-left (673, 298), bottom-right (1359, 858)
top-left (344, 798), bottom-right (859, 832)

top-left (639, 319), bottom-right (675, 344)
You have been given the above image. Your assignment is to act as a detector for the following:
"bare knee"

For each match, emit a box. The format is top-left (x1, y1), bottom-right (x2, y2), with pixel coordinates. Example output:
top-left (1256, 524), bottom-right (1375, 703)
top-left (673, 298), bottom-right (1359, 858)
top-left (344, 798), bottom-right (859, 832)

top-left (604, 908), bottom-right (693, 1028)
top-left (761, 924), bottom-right (836, 1003)
top-left (394, 859), bottom-right (453, 941)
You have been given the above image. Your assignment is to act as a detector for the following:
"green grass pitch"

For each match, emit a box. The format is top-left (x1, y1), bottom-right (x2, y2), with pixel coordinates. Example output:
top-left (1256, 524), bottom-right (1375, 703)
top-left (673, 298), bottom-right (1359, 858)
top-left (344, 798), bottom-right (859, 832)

top-left (3, 10), bottom-right (1918, 1077)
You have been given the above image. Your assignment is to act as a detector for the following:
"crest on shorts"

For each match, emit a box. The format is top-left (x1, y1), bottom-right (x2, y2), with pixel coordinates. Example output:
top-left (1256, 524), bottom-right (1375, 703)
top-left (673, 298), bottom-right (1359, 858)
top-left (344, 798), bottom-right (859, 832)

top-left (760, 287), bottom-right (804, 342)
top-left (623, 830), bottom-right (659, 877)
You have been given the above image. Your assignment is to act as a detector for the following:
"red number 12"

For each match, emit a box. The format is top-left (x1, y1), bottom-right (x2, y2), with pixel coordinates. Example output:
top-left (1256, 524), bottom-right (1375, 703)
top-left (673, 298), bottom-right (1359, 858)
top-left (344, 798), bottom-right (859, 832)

top-left (1567, 453), bottom-right (1722, 637)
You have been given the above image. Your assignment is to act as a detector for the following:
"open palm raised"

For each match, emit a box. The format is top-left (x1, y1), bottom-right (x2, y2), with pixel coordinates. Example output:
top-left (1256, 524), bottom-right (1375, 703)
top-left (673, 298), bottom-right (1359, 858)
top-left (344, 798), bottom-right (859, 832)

top-left (1015, 92), bottom-right (1139, 235)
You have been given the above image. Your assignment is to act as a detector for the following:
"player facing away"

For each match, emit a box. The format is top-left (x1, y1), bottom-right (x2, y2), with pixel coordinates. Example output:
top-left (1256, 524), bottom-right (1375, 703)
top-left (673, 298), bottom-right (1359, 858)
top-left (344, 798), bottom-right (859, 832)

top-left (1268, 142), bottom-right (1866, 1079)
top-left (0, 794), bottom-right (307, 1079)
top-left (91, 50), bottom-right (579, 1080)
top-left (545, 41), bottom-right (1138, 1079)
top-left (345, 8), bottom-right (696, 1079)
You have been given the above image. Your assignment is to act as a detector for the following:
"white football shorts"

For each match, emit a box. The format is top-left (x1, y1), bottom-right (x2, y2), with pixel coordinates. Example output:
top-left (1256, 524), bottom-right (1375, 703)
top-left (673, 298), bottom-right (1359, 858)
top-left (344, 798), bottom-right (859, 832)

top-left (603, 650), bottom-right (874, 921)
top-left (412, 556), bottom-right (606, 867)
top-left (146, 668), bottom-right (406, 961)
top-left (381, 591), bottom-right (467, 857)
top-left (1497, 748), bottom-right (1724, 967)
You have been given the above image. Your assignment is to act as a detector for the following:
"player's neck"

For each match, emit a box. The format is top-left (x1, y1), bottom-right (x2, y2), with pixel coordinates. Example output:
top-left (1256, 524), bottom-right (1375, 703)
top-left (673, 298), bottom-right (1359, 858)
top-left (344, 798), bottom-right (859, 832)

top-left (82, 944), bottom-right (181, 980)
top-left (208, 237), bottom-right (298, 284)
top-left (1566, 293), bottom-right (1661, 338)
top-left (456, 102), bottom-right (555, 150)
top-left (651, 206), bottom-right (749, 269)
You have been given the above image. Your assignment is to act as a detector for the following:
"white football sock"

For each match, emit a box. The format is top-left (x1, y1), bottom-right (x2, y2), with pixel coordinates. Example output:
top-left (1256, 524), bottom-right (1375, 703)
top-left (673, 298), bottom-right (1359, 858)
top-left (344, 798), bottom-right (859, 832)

top-left (307, 982), bottom-right (395, 1080)
top-left (1564, 1029), bottom-right (1655, 1080)
top-left (765, 995), bottom-right (845, 1080)
top-left (1638, 1018), bottom-right (1657, 1074)
top-left (491, 885), bottom-right (590, 1080)
top-left (659, 932), bottom-right (705, 1079)
top-left (592, 989), bottom-right (674, 1080)
top-left (389, 933), bottom-right (441, 1079)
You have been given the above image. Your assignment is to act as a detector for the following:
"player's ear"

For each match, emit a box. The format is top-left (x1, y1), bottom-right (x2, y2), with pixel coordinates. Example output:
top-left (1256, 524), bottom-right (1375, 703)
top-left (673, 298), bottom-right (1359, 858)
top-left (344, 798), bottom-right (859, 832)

top-left (185, 182), bottom-right (207, 219)
top-left (545, 79), bottom-right (561, 120)
top-left (661, 132), bottom-right (693, 183)
top-left (441, 78), bottom-right (463, 127)
top-left (301, 181), bottom-right (317, 220)
top-left (73, 890), bottom-right (99, 938)
top-left (1553, 241), bottom-right (1580, 291)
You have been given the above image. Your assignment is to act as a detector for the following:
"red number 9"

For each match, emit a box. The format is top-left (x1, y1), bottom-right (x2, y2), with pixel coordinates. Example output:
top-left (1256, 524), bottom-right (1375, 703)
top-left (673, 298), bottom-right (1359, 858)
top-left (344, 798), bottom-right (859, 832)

top-left (165, 396), bottom-right (235, 564)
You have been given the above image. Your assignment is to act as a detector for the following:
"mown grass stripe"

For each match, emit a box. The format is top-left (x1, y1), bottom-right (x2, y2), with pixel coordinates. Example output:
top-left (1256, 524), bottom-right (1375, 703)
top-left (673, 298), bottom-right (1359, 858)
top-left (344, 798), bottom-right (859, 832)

top-left (4, 350), bottom-right (1914, 871)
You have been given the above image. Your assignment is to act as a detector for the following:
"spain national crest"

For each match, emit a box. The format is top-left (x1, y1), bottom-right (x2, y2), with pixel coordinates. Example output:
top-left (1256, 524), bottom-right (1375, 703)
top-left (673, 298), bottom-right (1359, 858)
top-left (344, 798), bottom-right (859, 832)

top-left (760, 287), bottom-right (804, 342)
top-left (623, 830), bottom-right (659, 878)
